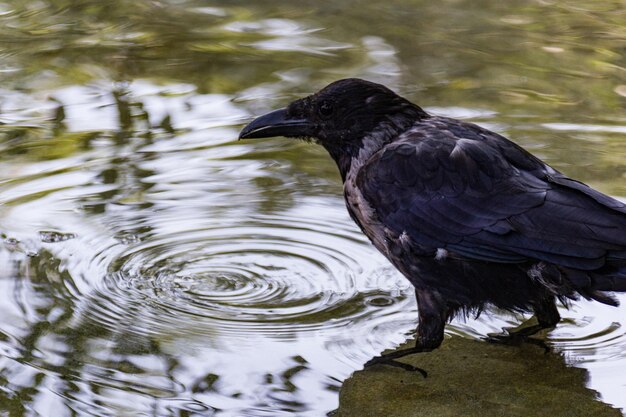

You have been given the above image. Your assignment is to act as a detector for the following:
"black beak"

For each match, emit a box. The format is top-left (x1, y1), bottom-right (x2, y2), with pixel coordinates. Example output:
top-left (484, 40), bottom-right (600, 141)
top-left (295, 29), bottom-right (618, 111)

top-left (239, 108), bottom-right (314, 139)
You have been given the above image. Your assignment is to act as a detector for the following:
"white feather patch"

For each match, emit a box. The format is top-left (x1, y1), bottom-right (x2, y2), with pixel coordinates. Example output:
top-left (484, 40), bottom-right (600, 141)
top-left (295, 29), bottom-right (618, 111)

top-left (435, 248), bottom-right (448, 260)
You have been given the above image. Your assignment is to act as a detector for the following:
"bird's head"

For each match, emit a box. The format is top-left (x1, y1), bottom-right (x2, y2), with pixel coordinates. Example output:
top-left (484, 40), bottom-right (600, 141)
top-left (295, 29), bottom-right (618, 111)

top-left (239, 78), bottom-right (427, 159)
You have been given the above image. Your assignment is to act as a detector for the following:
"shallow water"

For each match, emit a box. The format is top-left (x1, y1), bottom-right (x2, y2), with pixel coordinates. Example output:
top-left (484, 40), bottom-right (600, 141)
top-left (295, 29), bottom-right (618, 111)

top-left (0, 0), bottom-right (625, 415)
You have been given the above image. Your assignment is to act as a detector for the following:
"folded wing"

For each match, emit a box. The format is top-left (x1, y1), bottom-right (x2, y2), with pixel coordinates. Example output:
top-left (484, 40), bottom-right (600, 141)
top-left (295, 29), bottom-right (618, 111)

top-left (357, 118), bottom-right (626, 271)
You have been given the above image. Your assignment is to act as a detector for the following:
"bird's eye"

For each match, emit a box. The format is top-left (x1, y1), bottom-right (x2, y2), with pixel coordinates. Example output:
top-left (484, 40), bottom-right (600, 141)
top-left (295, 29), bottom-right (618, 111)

top-left (318, 101), bottom-right (334, 117)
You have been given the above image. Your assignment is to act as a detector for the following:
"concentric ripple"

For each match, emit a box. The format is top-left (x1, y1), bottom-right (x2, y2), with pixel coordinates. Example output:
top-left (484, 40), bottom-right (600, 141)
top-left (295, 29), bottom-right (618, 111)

top-left (98, 214), bottom-right (391, 338)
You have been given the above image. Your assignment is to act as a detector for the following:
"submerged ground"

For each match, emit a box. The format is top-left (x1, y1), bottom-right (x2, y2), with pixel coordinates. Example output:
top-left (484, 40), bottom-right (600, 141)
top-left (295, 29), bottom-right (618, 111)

top-left (0, 0), bottom-right (625, 415)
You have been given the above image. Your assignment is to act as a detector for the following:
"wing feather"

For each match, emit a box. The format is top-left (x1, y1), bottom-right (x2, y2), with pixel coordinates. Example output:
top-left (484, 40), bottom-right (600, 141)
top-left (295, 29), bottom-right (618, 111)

top-left (357, 117), bottom-right (626, 270)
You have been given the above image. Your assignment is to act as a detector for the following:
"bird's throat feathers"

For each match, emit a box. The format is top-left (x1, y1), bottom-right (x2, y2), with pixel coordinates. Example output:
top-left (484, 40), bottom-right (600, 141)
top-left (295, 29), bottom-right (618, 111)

top-left (325, 116), bottom-right (420, 182)
top-left (330, 130), bottom-right (386, 181)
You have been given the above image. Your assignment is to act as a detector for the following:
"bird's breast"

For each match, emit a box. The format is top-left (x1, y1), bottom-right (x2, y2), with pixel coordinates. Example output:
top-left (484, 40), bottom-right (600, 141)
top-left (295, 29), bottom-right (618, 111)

top-left (343, 164), bottom-right (391, 258)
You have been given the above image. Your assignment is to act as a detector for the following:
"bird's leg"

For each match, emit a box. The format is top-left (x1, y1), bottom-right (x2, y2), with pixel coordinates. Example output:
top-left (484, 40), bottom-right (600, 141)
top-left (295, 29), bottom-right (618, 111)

top-left (364, 289), bottom-right (449, 377)
top-left (486, 297), bottom-right (560, 351)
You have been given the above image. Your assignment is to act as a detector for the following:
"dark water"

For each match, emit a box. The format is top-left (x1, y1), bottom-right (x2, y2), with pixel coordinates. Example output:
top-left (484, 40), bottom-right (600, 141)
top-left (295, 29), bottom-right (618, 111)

top-left (0, 0), bottom-right (625, 415)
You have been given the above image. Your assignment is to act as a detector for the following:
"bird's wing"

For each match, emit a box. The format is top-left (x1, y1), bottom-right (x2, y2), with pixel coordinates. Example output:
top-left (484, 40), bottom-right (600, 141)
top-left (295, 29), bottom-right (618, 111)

top-left (357, 119), bottom-right (626, 270)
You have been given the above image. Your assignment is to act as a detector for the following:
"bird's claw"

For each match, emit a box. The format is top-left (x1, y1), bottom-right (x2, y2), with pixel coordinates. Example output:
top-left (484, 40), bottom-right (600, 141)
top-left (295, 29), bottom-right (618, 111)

top-left (484, 333), bottom-right (550, 353)
top-left (364, 356), bottom-right (428, 377)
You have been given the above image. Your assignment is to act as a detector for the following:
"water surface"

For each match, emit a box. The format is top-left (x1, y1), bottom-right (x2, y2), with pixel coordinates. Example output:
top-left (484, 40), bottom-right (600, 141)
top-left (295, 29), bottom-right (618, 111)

top-left (0, 1), bottom-right (625, 415)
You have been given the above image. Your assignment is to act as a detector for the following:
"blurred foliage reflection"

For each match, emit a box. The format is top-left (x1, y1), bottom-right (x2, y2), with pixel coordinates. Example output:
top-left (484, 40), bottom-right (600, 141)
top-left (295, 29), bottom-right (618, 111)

top-left (0, 0), bottom-right (625, 416)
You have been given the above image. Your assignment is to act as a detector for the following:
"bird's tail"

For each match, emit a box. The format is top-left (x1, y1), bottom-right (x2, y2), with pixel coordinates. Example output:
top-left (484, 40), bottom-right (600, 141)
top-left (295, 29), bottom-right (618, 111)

top-left (564, 265), bottom-right (626, 307)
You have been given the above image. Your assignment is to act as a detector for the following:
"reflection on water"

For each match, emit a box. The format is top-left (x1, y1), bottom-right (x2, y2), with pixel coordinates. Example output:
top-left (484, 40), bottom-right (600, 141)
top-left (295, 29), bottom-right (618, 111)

top-left (0, 0), bottom-right (625, 415)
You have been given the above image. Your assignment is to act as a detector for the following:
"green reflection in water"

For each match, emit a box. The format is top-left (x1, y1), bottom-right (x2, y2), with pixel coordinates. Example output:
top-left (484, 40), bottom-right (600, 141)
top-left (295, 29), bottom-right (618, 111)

top-left (0, 0), bottom-right (625, 416)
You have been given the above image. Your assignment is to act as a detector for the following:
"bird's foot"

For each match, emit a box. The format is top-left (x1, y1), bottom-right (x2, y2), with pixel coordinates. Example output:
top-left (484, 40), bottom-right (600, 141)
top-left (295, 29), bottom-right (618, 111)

top-left (364, 347), bottom-right (429, 377)
top-left (364, 356), bottom-right (428, 376)
top-left (485, 324), bottom-right (551, 353)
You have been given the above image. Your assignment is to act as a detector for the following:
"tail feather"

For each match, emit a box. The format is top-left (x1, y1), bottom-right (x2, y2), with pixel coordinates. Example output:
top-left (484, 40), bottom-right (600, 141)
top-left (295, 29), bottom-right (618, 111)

top-left (588, 290), bottom-right (619, 307)
top-left (562, 266), bottom-right (626, 307)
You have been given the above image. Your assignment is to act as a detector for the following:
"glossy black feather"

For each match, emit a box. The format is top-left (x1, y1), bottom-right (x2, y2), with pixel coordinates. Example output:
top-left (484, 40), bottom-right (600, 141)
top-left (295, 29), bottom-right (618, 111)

top-left (357, 116), bottom-right (626, 272)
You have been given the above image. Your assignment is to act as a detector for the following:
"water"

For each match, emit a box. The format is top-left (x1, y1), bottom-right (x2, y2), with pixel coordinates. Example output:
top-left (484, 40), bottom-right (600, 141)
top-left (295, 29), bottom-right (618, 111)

top-left (0, 0), bottom-right (625, 415)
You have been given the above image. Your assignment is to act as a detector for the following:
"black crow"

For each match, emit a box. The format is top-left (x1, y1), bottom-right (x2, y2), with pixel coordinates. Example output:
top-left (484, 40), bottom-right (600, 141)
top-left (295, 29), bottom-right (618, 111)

top-left (239, 78), bottom-right (626, 372)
